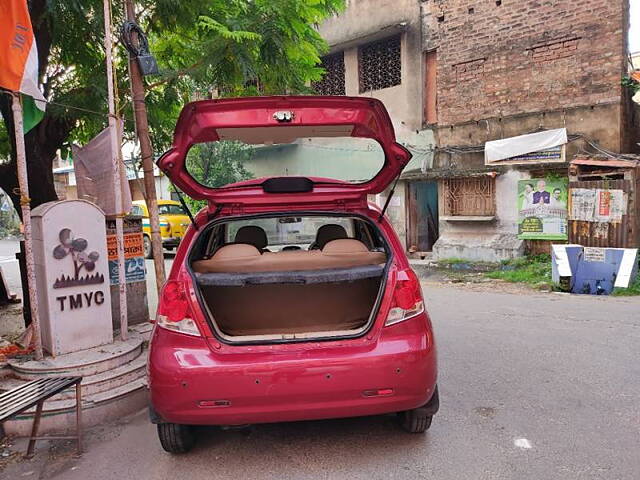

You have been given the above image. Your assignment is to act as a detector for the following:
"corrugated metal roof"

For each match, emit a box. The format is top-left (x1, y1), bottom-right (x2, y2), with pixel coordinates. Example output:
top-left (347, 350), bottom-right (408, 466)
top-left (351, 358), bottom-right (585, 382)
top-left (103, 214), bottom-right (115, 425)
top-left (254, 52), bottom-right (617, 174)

top-left (570, 158), bottom-right (639, 168)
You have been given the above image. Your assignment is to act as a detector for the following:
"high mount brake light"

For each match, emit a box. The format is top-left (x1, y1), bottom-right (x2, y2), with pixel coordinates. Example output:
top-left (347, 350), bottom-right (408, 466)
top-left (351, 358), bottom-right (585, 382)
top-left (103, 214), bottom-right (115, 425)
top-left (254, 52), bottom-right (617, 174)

top-left (385, 269), bottom-right (425, 326)
top-left (157, 279), bottom-right (201, 336)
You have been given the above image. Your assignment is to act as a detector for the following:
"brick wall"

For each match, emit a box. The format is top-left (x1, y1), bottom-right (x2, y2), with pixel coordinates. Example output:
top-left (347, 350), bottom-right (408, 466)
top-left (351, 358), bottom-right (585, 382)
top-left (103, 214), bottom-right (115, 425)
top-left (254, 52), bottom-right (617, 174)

top-left (423, 0), bottom-right (629, 126)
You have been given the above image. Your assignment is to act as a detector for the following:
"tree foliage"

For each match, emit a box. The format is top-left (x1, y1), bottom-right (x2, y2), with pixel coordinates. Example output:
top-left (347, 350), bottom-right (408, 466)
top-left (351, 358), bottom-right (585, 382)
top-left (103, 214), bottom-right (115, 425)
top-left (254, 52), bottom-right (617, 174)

top-left (180, 141), bottom-right (255, 213)
top-left (0, 0), bottom-right (344, 215)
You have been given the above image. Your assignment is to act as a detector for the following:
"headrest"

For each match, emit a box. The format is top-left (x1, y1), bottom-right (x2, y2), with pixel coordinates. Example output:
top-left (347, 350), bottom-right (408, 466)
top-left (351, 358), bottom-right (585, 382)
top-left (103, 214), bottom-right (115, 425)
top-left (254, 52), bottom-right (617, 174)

top-left (211, 243), bottom-right (261, 260)
top-left (315, 224), bottom-right (348, 249)
top-left (234, 225), bottom-right (268, 250)
top-left (322, 239), bottom-right (369, 254)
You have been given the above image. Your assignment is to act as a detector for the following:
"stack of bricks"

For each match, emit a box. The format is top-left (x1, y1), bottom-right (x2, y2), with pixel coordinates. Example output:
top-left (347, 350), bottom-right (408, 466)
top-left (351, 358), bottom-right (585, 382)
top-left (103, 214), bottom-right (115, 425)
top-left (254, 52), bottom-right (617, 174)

top-left (422, 0), bottom-right (629, 126)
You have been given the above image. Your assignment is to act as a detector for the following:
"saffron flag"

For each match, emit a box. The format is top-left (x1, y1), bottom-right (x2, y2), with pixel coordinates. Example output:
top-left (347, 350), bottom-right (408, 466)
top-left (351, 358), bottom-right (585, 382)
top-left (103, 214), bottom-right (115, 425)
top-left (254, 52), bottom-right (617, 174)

top-left (0, 0), bottom-right (46, 132)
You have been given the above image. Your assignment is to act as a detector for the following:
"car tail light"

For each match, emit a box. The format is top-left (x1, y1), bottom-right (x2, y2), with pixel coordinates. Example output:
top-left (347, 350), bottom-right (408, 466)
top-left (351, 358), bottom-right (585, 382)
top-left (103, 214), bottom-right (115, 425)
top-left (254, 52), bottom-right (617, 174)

top-left (156, 279), bottom-right (201, 336)
top-left (385, 269), bottom-right (425, 326)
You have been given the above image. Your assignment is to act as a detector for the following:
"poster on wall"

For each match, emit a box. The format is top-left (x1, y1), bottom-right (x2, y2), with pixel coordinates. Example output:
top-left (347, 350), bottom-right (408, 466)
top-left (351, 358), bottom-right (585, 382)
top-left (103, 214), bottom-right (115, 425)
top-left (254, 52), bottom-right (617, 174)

top-left (569, 188), bottom-right (625, 223)
top-left (517, 178), bottom-right (568, 240)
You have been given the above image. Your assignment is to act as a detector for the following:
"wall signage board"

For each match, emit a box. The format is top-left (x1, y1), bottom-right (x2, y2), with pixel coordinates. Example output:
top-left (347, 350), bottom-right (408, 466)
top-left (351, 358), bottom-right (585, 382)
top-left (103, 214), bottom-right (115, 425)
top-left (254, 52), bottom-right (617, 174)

top-left (106, 218), bottom-right (146, 284)
top-left (31, 200), bottom-right (113, 355)
top-left (517, 178), bottom-right (569, 240)
top-left (583, 247), bottom-right (606, 262)
top-left (108, 258), bottom-right (146, 285)
top-left (485, 128), bottom-right (568, 166)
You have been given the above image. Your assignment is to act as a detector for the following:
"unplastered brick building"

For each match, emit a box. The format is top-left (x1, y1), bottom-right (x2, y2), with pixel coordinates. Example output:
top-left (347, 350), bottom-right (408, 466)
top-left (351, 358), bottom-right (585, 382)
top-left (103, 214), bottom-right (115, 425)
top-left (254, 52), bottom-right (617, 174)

top-left (315, 0), bottom-right (639, 261)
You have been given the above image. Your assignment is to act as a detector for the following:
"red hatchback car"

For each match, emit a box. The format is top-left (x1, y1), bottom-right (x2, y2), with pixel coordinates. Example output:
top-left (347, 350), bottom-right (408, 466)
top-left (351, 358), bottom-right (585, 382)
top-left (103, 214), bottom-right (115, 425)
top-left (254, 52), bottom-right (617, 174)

top-left (149, 96), bottom-right (438, 453)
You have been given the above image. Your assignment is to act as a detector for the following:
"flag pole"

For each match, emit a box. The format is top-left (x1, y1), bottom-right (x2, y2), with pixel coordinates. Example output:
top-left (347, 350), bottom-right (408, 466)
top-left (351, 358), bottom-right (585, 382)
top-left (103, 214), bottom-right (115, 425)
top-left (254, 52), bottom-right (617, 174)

top-left (103, 0), bottom-right (128, 340)
top-left (10, 93), bottom-right (44, 361)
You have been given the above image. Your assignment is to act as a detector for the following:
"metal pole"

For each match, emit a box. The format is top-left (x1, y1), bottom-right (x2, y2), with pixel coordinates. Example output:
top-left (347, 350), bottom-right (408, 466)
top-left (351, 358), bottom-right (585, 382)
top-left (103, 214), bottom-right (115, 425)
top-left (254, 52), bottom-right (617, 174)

top-left (124, 0), bottom-right (166, 294)
top-left (11, 94), bottom-right (44, 361)
top-left (103, 0), bottom-right (128, 340)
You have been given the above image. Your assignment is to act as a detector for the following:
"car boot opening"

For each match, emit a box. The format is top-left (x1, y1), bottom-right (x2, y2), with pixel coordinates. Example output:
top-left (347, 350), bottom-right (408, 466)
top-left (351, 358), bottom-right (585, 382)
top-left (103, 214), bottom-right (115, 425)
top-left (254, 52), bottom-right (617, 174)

top-left (189, 215), bottom-right (390, 342)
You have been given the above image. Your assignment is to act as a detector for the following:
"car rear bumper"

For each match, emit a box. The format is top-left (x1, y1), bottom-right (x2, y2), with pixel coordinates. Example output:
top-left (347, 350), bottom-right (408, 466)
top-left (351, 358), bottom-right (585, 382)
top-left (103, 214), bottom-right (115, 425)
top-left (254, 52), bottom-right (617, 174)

top-left (148, 315), bottom-right (437, 426)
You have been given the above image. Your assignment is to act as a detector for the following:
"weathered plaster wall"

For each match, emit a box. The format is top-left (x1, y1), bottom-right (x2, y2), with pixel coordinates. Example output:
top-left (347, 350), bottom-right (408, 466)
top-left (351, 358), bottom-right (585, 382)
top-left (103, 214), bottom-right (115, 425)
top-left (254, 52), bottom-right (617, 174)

top-left (317, 0), bottom-right (436, 249)
top-left (319, 0), bottom-right (434, 143)
top-left (422, 0), bottom-right (629, 128)
top-left (433, 169), bottom-right (529, 261)
top-left (420, 0), bottom-right (631, 261)
top-left (373, 181), bottom-right (408, 248)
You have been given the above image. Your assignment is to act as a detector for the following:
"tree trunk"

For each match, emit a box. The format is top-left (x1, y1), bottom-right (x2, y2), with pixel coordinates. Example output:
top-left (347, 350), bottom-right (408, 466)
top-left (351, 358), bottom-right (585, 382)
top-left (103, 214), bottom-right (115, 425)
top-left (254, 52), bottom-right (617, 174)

top-left (0, 94), bottom-right (76, 218)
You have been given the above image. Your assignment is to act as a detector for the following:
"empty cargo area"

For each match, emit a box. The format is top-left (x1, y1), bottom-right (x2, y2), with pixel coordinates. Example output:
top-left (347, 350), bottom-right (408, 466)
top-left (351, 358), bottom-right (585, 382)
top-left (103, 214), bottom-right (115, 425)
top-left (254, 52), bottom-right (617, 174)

top-left (189, 215), bottom-right (389, 341)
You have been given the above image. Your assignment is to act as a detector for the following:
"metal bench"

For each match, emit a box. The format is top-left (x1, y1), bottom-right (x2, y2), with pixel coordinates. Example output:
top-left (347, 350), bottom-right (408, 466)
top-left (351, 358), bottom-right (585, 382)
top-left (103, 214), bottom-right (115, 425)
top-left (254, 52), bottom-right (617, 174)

top-left (0, 376), bottom-right (83, 457)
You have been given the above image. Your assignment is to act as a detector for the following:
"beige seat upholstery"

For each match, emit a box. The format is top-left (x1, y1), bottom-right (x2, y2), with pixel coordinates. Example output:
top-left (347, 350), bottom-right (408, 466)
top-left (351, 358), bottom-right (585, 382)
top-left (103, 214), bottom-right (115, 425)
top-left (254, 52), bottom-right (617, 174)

top-left (192, 239), bottom-right (386, 273)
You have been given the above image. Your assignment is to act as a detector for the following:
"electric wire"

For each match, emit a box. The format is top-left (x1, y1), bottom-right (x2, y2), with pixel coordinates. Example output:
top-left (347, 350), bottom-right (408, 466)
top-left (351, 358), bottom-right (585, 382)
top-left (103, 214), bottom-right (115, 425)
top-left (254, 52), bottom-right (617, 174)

top-left (119, 21), bottom-right (152, 58)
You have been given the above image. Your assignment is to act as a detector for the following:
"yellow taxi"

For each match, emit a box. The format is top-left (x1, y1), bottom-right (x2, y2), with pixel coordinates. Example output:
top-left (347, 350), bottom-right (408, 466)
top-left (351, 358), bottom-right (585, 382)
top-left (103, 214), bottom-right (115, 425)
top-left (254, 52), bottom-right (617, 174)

top-left (131, 200), bottom-right (191, 258)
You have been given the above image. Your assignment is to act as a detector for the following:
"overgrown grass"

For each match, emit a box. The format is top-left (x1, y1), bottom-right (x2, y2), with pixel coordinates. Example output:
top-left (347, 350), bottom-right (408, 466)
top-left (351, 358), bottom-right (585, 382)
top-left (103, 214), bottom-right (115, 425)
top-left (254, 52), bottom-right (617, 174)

top-left (611, 274), bottom-right (640, 296)
top-left (484, 254), bottom-right (553, 288)
top-left (437, 257), bottom-right (471, 265)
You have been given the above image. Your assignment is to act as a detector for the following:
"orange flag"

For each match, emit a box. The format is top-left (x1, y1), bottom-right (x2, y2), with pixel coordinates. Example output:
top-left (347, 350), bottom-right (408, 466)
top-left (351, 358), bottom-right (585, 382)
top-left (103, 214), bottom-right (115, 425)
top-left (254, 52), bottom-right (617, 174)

top-left (0, 0), bottom-right (46, 130)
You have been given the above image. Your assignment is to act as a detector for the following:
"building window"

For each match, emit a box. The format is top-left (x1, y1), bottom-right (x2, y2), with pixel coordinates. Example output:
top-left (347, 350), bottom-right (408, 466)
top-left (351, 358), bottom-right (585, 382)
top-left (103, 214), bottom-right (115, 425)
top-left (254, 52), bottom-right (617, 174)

top-left (424, 50), bottom-right (437, 124)
top-left (314, 52), bottom-right (345, 96)
top-left (441, 177), bottom-right (496, 216)
top-left (358, 35), bottom-right (401, 93)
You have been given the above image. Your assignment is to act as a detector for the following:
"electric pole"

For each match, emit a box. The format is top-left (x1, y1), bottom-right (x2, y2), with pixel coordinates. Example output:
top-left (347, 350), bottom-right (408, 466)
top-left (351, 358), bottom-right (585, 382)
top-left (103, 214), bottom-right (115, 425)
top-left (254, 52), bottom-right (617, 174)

top-left (123, 0), bottom-right (166, 294)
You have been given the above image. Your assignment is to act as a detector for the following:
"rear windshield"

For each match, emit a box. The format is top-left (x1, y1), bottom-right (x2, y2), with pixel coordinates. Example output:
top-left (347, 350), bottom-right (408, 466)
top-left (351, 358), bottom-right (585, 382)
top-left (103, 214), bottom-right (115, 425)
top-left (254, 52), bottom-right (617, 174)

top-left (184, 126), bottom-right (386, 188)
top-left (226, 217), bottom-right (355, 248)
top-left (190, 215), bottom-right (386, 260)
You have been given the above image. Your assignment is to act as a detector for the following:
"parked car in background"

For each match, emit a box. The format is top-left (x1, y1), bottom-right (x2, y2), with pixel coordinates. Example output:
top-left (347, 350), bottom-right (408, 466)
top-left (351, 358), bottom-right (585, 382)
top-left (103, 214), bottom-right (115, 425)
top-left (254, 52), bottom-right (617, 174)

top-left (148, 96), bottom-right (439, 454)
top-left (131, 200), bottom-right (191, 258)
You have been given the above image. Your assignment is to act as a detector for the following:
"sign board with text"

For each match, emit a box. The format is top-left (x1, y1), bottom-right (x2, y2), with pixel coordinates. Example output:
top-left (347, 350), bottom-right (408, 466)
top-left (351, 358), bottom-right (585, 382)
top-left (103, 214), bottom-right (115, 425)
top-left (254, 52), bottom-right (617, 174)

top-left (517, 178), bottom-right (569, 240)
top-left (31, 200), bottom-right (113, 355)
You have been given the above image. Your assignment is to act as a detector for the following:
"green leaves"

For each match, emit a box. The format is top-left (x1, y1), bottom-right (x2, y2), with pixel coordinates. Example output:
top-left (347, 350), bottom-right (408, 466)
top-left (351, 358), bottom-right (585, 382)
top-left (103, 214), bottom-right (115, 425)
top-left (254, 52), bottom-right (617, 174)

top-left (1, 0), bottom-right (345, 208)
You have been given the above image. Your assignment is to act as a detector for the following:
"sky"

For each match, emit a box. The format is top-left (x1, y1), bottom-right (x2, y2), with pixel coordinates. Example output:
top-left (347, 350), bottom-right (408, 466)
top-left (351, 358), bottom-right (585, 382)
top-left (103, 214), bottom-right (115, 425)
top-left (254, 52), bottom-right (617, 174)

top-left (631, 0), bottom-right (640, 53)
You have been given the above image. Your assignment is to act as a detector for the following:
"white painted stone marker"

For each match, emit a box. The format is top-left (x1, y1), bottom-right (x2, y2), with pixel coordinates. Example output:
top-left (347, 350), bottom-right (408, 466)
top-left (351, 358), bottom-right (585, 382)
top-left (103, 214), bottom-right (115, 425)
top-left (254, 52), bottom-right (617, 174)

top-left (32, 200), bottom-right (113, 355)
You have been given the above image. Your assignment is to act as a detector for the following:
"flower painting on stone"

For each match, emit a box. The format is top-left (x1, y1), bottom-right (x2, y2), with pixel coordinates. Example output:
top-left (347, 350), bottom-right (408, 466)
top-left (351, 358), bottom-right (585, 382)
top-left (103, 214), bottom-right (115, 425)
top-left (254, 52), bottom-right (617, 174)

top-left (53, 228), bottom-right (105, 288)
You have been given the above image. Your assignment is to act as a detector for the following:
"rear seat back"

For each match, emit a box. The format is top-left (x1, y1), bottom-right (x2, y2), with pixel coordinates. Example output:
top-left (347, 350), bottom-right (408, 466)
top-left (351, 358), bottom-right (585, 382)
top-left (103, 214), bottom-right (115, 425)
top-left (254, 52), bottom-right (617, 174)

top-left (192, 239), bottom-right (386, 273)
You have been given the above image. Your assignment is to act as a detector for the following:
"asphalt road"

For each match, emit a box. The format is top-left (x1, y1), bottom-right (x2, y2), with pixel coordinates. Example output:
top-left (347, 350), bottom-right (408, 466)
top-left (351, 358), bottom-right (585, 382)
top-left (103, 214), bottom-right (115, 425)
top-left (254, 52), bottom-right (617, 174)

top-left (3, 281), bottom-right (636, 479)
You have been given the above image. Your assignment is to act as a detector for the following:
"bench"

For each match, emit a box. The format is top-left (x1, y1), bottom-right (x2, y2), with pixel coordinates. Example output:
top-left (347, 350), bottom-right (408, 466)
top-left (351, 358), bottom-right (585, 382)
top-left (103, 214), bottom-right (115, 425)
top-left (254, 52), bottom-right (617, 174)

top-left (0, 376), bottom-right (83, 457)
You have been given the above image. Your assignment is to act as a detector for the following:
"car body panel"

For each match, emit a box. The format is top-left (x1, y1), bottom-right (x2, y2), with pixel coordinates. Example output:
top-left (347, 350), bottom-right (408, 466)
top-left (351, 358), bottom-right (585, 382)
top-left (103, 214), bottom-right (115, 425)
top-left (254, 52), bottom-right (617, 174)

top-left (149, 312), bottom-right (436, 426)
top-left (156, 96), bottom-right (412, 206)
top-left (148, 96), bottom-right (437, 429)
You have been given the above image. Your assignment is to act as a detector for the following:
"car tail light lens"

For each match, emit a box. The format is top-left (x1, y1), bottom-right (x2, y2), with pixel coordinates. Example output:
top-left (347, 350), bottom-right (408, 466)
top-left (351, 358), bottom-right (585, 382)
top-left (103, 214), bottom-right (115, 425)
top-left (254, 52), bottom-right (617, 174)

top-left (385, 269), bottom-right (425, 326)
top-left (156, 279), bottom-right (201, 336)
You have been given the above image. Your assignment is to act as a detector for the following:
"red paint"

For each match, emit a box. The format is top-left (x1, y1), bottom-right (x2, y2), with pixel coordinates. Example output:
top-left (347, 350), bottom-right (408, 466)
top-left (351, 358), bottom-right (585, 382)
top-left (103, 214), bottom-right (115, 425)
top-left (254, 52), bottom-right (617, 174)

top-left (149, 96), bottom-right (438, 427)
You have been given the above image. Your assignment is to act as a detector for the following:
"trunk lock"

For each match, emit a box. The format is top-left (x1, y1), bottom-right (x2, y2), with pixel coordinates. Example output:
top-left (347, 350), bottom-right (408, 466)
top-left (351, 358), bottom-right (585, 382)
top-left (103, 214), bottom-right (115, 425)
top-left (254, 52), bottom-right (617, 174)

top-left (273, 111), bottom-right (294, 122)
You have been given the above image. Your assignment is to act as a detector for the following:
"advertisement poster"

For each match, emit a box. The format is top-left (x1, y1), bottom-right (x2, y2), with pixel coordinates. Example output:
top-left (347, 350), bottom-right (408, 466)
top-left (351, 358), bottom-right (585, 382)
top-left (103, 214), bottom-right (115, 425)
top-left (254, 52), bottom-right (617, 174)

top-left (569, 188), bottom-right (625, 223)
top-left (517, 178), bottom-right (568, 240)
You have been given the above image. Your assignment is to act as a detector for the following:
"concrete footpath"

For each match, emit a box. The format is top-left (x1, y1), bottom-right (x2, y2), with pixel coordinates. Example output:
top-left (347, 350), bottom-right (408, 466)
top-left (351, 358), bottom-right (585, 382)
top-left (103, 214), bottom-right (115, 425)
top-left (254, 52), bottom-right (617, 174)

top-left (1, 283), bottom-right (639, 479)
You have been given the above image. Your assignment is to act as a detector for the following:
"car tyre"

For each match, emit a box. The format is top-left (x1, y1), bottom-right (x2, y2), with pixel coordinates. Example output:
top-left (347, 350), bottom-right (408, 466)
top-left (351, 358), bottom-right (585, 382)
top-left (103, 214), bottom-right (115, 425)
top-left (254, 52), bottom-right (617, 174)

top-left (397, 409), bottom-right (433, 433)
top-left (143, 235), bottom-right (153, 259)
top-left (157, 423), bottom-right (195, 454)
top-left (398, 386), bottom-right (438, 433)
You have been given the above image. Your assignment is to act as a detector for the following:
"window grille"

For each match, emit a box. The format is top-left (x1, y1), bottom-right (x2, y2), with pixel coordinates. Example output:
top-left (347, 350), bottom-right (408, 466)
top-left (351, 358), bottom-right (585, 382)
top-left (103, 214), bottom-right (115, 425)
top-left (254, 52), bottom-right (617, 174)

top-left (314, 52), bottom-right (345, 96)
top-left (441, 177), bottom-right (496, 216)
top-left (358, 35), bottom-right (401, 93)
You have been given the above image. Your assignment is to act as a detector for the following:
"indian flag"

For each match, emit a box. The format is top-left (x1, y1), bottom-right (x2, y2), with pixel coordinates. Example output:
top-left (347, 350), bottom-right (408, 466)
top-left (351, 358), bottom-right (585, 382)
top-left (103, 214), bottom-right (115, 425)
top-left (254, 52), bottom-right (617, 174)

top-left (0, 0), bottom-right (46, 133)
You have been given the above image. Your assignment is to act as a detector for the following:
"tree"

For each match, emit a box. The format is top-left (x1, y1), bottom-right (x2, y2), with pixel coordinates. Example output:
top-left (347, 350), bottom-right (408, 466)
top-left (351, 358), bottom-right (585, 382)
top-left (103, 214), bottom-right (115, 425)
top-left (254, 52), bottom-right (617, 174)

top-left (179, 140), bottom-right (254, 213)
top-left (0, 0), bottom-right (344, 217)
